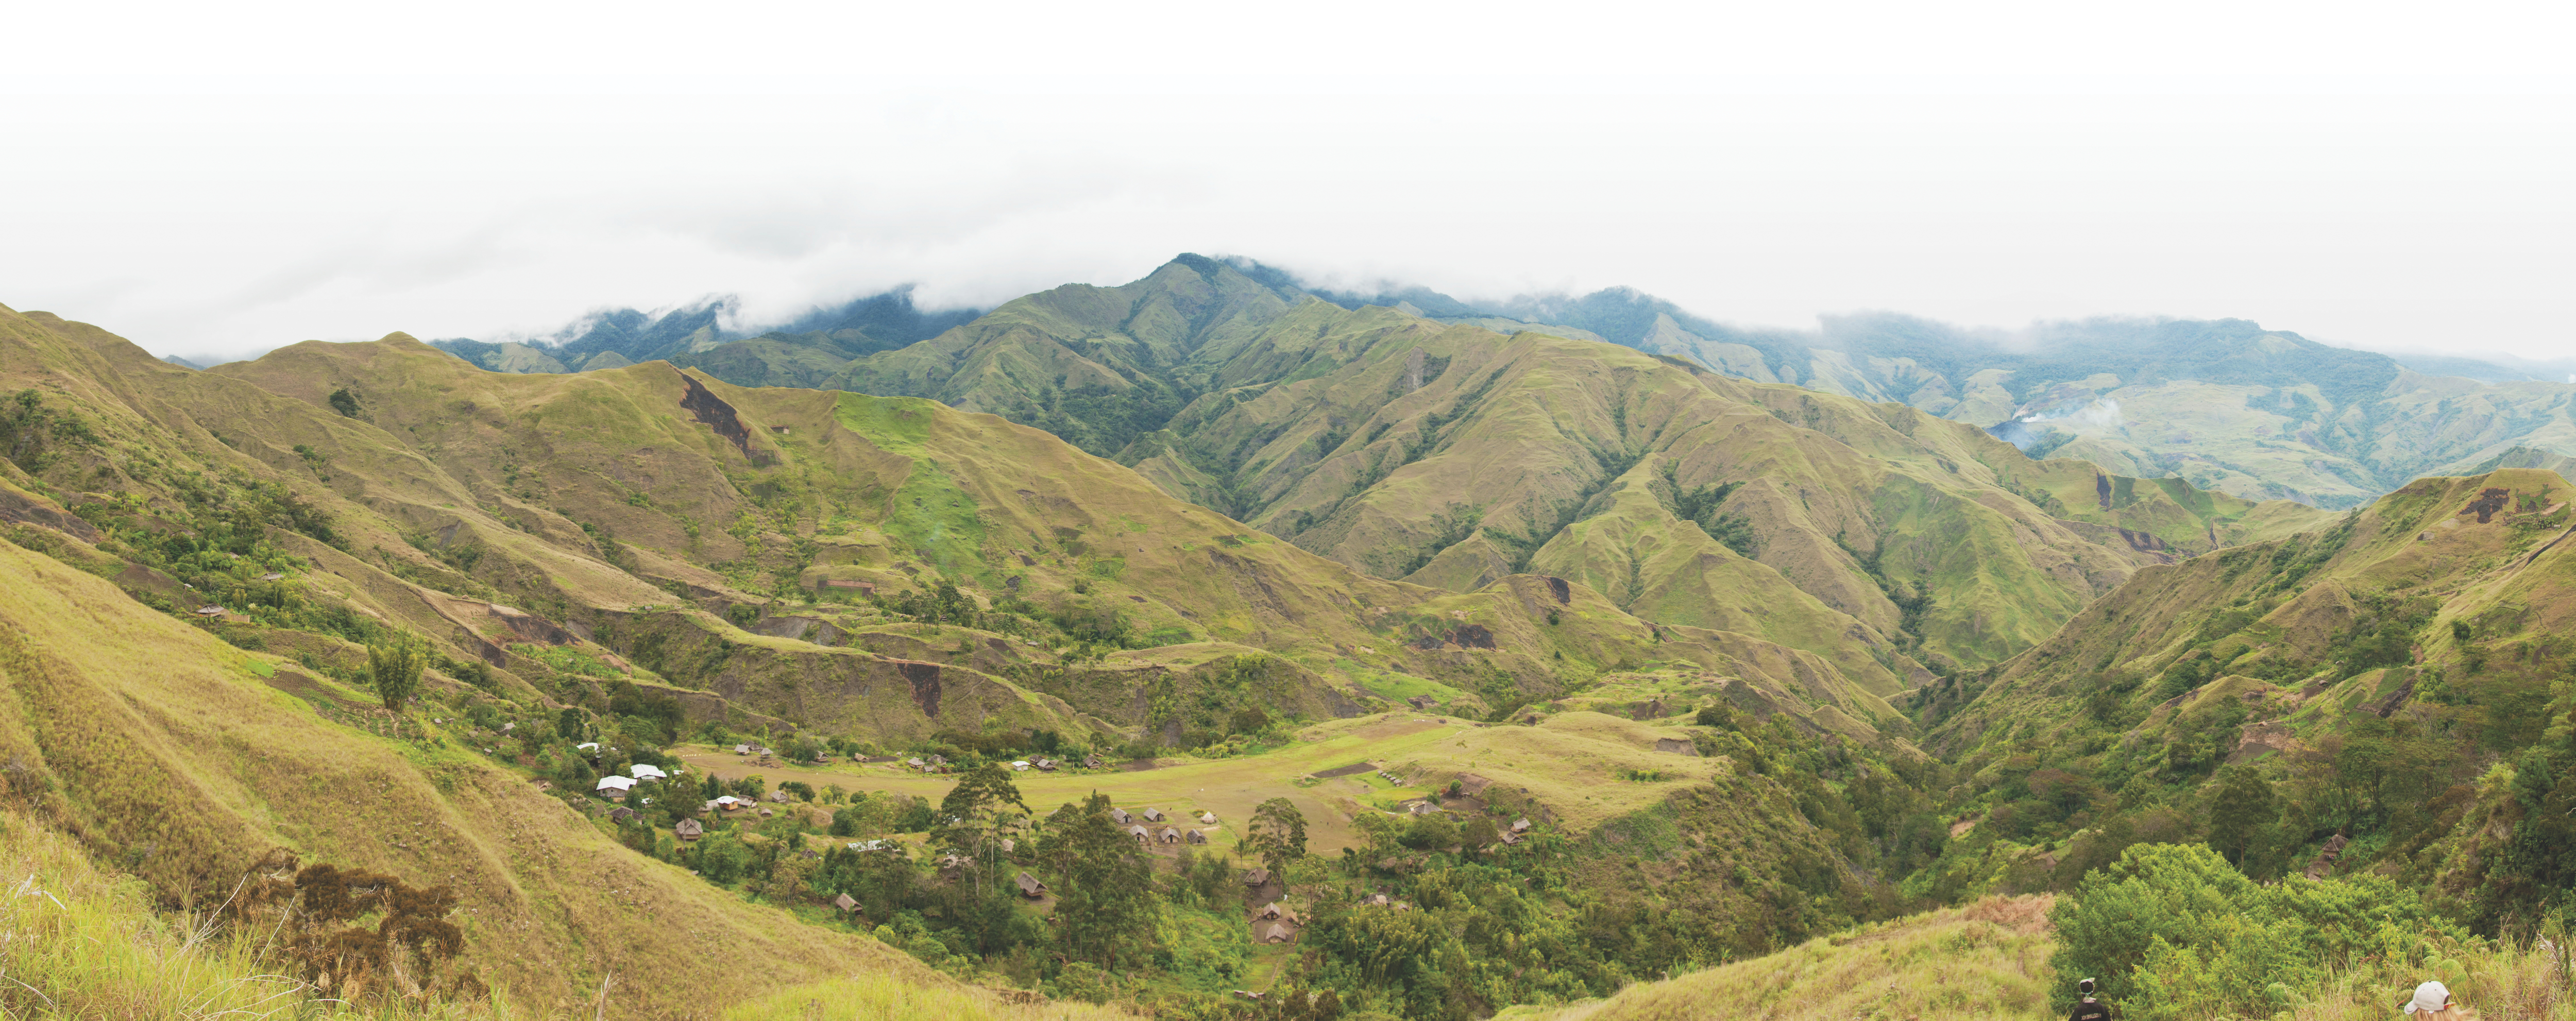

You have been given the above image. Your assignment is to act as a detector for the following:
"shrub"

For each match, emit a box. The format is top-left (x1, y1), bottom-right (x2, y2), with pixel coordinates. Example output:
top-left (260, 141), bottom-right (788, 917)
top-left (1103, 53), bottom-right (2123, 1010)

top-left (2049, 843), bottom-right (2466, 1018)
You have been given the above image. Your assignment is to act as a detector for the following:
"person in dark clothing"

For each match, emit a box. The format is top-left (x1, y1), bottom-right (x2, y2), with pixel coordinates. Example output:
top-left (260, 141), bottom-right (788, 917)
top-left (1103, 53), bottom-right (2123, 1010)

top-left (2069, 978), bottom-right (2112, 1021)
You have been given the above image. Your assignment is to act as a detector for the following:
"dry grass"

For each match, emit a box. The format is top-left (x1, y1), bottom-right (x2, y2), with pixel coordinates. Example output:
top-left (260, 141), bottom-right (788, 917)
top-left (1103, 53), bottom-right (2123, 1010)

top-left (2269, 936), bottom-right (2576, 1021)
top-left (1495, 896), bottom-right (2060, 1021)
top-left (0, 806), bottom-right (516, 1019)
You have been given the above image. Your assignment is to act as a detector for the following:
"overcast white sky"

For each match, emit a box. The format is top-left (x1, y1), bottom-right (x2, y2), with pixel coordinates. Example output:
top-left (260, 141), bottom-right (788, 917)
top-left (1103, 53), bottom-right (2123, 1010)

top-left (4, 1), bottom-right (2573, 363)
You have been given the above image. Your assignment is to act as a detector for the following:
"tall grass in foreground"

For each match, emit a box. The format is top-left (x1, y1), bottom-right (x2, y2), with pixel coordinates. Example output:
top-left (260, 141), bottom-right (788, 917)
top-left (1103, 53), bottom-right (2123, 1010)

top-left (0, 809), bottom-right (513, 1019)
top-left (2273, 934), bottom-right (2574, 1020)
top-left (1494, 896), bottom-right (2061, 1021)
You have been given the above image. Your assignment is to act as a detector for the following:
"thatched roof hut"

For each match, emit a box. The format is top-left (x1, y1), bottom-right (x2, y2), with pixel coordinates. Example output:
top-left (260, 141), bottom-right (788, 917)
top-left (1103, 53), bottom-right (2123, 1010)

top-left (1158, 827), bottom-right (1180, 844)
top-left (1142, 808), bottom-right (1165, 823)
top-left (674, 818), bottom-right (703, 841)
top-left (1186, 829), bottom-right (1208, 845)
top-left (834, 892), bottom-right (858, 912)
top-left (1109, 808), bottom-right (1132, 825)
top-left (1016, 872), bottom-right (1045, 898)
top-left (1261, 923), bottom-right (1292, 944)
top-left (1127, 824), bottom-right (1149, 843)
top-left (1243, 867), bottom-right (1269, 886)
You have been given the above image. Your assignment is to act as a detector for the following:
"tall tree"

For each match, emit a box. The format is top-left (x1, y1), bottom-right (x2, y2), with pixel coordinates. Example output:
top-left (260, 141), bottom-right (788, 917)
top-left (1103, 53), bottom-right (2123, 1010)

top-left (938, 762), bottom-right (1031, 895)
top-left (366, 636), bottom-right (425, 712)
top-left (1248, 797), bottom-right (1309, 891)
top-left (1043, 792), bottom-right (1156, 971)
top-left (2206, 764), bottom-right (2278, 869)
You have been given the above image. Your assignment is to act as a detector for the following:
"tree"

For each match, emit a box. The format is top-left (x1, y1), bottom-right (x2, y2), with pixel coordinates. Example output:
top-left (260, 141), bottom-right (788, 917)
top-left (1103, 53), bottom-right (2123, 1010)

top-left (327, 387), bottom-right (361, 418)
top-left (939, 763), bottom-right (1031, 896)
top-left (555, 707), bottom-right (585, 741)
top-left (366, 637), bottom-right (425, 712)
top-left (1044, 793), bottom-right (1156, 970)
top-left (1248, 797), bottom-right (1309, 891)
top-left (2204, 765), bottom-right (2277, 869)
top-left (1461, 816), bottom-right (1500, 855)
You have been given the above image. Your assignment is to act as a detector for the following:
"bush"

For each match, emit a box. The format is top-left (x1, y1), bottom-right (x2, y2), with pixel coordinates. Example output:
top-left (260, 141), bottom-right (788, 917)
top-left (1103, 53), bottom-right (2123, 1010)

top-left (2049, 843), bottom-right (2466, 1019)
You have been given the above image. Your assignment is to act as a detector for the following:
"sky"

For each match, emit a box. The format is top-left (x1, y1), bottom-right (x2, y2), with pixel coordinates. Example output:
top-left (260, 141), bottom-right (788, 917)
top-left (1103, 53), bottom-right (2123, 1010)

top-left (4, 1), bottom-right (2573, 364)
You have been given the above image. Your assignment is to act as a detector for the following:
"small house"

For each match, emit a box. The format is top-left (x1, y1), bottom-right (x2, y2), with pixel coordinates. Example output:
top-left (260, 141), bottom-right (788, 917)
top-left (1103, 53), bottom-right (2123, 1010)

top-left (906, 757), bottom-right (926, 768)
top-left (1243, 867), bottom-right (1269, 887)
top-left (1261, 923), bottom-right (1292, 944)
top-left (758, 807), bottom-right (775, 818)
top-left (1510, 818), bottom-right (1532, 833)
top-left (630, 763), bottom-right (668, 781)
top-left (1033, 758), bottom-right (1057, 771)
top-left (1185, 829), bottom-right (1209, 845)
top-left (767, 790), bottom-right (790, 803)
top-left (1159, 827), bottom-right (1180, 844)
top-left (1142, 808), bottom-right (1165, 823)
top-left (714, 795), bottom-right (747, 812)
top-left (595, 775), bottom-right (637, 799)
top-left (608, 806), bottom-right (636, 823)
top-left (735, 744), bottom-right (752, 755)
top-left (1257, 901), bottom-right (1299, 924)
top-left (1010, 760), bottom-right (1030, 771)
top-left (834, 892), bottom-right (859, 912)
top-left (1016, 872), bottom-right (1045, 898)
top-left (675, 819), bottom-right (703, 842)
top-left (1198, 812), bottom-right (1216, 824)
top-left (1109, 808), bottom-right (1132, 825)
top-left (1498, 831), bottom-right (1521, 846)
top-left (1128, 824), bottom-right (1150, 844)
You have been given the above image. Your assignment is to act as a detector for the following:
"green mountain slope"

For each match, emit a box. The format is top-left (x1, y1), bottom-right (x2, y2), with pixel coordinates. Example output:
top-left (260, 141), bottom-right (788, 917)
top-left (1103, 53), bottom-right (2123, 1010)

top-left (1916, 466), bottom-right (2576, 929)
top-left (3, 293), bottom-right (1935, 756)
top-left (1303, 280), bottom-right (2576, 512)
top-left (751, 258), bottom-right (2324, 681)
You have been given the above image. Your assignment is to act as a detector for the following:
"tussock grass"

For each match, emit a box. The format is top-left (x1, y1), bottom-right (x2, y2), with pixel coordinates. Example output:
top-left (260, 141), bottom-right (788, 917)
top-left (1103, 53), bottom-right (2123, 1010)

top-left (2262, 935), bottom-right (2575, 1021)
top-left (1498, 896), bottom-right (2060, 1021)
top-left (0, 807), bottom-right (514, 1019)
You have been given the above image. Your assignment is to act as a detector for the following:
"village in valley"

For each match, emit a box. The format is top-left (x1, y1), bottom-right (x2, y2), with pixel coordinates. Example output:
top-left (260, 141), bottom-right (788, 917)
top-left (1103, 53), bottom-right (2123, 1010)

top-left (544, 704), bottom-right (1586, 994)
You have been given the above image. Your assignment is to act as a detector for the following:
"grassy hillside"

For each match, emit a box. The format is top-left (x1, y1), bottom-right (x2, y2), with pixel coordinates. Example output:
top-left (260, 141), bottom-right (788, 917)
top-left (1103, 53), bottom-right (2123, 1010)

top-left (734, 258), bottom-right (2321, 682)
top-left (1911, 467), bottom-right (2576, 938)
top-left (1494, 896), bottom-right (2060, 1021)
top-left (0, 533), bottom-right (1055, 1016)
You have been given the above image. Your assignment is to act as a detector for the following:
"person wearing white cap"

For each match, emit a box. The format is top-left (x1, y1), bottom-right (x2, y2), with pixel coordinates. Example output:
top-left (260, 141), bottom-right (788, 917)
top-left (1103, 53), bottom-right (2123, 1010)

top-left (2403, 980), bottom-right (2466, 1017)
top-left (2066, 978), bottom-right (2111, 1021)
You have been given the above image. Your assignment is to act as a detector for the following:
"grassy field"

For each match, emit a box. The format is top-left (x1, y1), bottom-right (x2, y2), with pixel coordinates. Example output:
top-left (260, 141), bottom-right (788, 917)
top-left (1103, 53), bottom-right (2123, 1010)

top-left (679, 709), bottom-right (1723, 854)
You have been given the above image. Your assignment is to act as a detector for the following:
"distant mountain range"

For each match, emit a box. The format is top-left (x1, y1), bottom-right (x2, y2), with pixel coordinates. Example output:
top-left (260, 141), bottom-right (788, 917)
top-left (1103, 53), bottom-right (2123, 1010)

top-left (432, 256), bottom-right (2576, 513)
